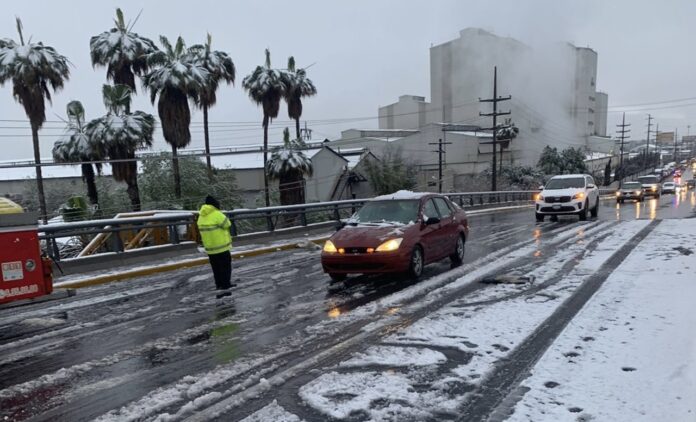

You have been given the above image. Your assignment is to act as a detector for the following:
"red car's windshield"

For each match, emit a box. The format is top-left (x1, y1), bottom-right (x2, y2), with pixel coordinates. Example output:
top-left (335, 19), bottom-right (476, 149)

top-left (351, 200), bottom-right (420, 225)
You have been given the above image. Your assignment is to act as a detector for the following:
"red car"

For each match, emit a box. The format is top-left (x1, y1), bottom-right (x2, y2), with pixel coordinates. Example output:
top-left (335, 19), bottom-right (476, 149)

top-left (321, 191), bottom-right (469, 281)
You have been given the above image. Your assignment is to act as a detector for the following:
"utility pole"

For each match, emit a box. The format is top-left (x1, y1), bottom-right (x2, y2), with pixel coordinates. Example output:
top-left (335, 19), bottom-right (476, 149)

top-left (654, 123), bottom-right (659, 169)
top-left (429, 138), bottom-right (452, 193)
top-left (674, 128), bottom-right (678, 163)
top-left (645, 114), bottom-right (653, 169)
top-left (479, 66), bottom-right (511, 191)
top-left (616, 112), bottom-right (631, 183)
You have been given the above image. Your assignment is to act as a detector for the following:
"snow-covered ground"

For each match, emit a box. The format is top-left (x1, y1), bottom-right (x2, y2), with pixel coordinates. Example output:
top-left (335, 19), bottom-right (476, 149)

top-left (507, 219), bottom-right (696, 422)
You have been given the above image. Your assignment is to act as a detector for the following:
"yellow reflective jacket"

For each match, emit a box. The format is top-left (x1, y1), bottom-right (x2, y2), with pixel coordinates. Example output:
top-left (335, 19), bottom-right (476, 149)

top-left (197, 204), bottom-right (232, 255)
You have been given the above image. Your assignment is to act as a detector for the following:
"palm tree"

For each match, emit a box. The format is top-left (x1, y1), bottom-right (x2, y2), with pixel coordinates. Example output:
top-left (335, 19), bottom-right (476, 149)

top-left (90, 8), bottom-right (158, 101)
top-left (0, 18), bottom-right (71, 222)
top-left (496, 118), bottom-right (519, 172)
top-left (267, 128), bottom-right (313, 207)
top-left (242, 49), bottom-right (287, 207)
top-left (86, 84), bottom-right (155, 211)
top-left (143, 35), bottom-right (209, 199)
top-left (187, 34), bottom-right (235, 180)
top-left (284, 57), bottom-right (317, 140)
top-left (52, 101), bottom-right (104, 206)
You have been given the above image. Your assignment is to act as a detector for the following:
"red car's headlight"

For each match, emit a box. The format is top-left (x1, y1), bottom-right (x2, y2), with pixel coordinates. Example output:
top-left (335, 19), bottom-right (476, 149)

top-left (323, 240), bottom-right (338, 253)
top-left (376, 238), bottom-right (403, 252)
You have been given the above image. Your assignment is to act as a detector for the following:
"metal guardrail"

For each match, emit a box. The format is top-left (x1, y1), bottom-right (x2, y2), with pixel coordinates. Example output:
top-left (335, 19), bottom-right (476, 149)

top-left (38, 189), bottom-right (616, 261)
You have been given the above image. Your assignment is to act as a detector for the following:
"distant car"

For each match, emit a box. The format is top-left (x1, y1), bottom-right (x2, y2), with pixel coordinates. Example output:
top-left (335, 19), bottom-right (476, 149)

top-left (662, 182), bottom-right (676, 194)
top-left (616, 182), bottom-right (644, 203)
top-left (321, 191), bottom-right (469, 281)
top-left (687, 179), bottom-right (696, 189)
top-left (637, 175), bottom-right (661, 198)
top-left (535, 174), bottom-right (600, 222)
top-left (674, 169), bottom-right (682, 178)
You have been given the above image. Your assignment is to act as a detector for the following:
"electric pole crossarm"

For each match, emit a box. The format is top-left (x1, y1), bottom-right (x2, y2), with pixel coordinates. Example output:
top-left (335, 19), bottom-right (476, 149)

top-left (479, 95), bottom-right (512, 103)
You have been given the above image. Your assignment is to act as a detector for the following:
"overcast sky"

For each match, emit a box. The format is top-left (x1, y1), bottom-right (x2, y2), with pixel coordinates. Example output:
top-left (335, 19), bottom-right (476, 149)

top-left (2, 0), bottom-right (696, 161)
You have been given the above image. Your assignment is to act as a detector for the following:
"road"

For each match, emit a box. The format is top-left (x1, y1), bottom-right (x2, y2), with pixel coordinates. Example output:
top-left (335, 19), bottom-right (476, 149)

top-left (1, 177), bottom-right (694, 421)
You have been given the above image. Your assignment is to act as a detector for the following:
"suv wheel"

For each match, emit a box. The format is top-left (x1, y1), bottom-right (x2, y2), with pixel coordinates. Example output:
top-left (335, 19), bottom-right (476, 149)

top-left (535, 213), bottom-right (544, 222)
top-left (590, 198), bottom-right (599, 217)
top-left (579, 200), bottom-right (588, 221)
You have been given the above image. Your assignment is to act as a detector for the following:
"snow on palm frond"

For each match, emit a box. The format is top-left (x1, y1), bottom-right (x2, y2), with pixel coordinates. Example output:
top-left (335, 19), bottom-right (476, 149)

top-left (496, 119), bottom-right (519, 140)
top-left (142, 35), bottom-right (209, 104)
top-left (87, 85), bottom-right (155, 153)
top-left (89, 8), bottom-right (157, 90)
top-left (267, 128), bottom-right (313, 178)
top-left (53, 101), bottom-right (104, 165)
top-left (0, 18), bottom-right (71, 127)
top-left (87, 111), bottom-right (155, 152)
top-left (284, 56), bottom-right (316, 129)
top-left (186, 33), bottom-right (235, 107)
top-left (242, 49), bottom-right (287, 121)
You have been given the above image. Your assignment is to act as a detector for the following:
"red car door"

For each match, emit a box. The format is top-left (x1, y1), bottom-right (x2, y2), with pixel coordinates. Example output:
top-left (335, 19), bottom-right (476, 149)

top-left (419, 198), bottom-right (443, 262)
top-left (433, 197), bottom-right (457, 258)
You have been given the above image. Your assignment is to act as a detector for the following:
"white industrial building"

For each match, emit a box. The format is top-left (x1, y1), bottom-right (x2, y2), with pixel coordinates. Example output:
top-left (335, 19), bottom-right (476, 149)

top-left (363, 28), bottom-right (613, 173)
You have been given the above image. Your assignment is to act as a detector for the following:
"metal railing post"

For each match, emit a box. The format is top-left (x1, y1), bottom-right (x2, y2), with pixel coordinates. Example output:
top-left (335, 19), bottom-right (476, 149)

top-left (50, 237), bottom-right (61, 261)
top-left (300, 208), bottom-right (308, 226)
top-left (333, 205), bottom-right (340, 221)
top-left (230, 218), bottom-right (238, 237)
top-left (266, 212), bottom-right (274, 232)
top-left (110, 229), bottom-right (124, 253)
top-left (168, 224), bottom-right (180, 245)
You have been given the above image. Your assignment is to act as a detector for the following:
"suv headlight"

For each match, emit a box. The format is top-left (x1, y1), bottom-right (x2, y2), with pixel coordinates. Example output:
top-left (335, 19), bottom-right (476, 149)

top-left (376, 238), bottom-right (403, 252)
top-left (536, 194), bottom-right (544, 201)
top-left (323, 240), bottom-right (338, 253)
top-left (572, 192), bottom-right (585, 200)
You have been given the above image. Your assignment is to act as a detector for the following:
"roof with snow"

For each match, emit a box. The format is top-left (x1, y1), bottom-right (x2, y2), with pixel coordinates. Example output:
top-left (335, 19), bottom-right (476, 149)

top-left (372, 190), bottom-right (431, 201)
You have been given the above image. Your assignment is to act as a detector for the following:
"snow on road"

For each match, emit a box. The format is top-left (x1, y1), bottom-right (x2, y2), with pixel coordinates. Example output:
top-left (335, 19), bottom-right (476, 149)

top-left (507, 219), bottom-right (696, 422)
top-left (292, 221), bottom-right (652, 420)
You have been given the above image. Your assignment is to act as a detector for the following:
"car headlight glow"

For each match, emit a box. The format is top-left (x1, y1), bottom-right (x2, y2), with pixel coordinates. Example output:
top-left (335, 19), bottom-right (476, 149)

top-left (651, 186), bottom-right (657, 191)
top-left (635, 191), bottom-right (641, 195)
top-left (537, 194), bottom-right (544, 201)
top-left (323, 240), bottom-right (338, 253)
top-left (573, 192), bottom-right (585, 200)
top-left (376, 238), bottom-right (403, 252)
top-left (615, 191), bottom-right (621, 196)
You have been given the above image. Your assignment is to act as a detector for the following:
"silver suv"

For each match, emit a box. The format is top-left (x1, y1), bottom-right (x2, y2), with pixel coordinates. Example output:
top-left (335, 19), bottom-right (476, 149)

top-left (535, 174), bottom-right (600, 222)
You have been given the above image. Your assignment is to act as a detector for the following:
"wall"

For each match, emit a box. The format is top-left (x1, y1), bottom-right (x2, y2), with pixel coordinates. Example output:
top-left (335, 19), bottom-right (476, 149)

top-left (305, 147), bottom-right (348, 202)
top-left (378, 95), bottom-right (429, 129)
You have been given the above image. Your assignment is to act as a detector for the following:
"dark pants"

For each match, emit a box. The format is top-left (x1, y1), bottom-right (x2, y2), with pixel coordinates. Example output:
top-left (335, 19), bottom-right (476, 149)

top-left (208, 251), bottom-right (232, 290)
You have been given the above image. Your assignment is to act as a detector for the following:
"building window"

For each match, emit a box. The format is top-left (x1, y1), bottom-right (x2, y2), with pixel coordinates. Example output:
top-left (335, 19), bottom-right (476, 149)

top-left (590, 77), bottom-right (595, 87)
top-left (589, 96), bottom-right (595, 102)
top-left (588, 108), bottom-right (594, 114)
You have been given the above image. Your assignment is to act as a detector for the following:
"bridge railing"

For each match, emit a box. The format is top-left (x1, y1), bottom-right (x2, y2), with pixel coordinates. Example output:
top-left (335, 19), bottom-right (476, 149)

top-left (39, 189), bottom-right (615, 261)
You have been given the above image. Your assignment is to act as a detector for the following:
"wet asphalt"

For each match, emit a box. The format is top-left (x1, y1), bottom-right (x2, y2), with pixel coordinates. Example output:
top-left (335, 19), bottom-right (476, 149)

top-left (0, 172), bottom-right (694, 421)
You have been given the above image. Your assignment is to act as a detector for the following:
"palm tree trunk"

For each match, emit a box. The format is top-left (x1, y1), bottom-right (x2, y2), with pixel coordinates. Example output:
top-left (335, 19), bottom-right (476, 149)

top-left (295, 118), bottom-right (301, 140)
top-left (31, 124), bottom-right (48, 223)
top-left (126, 176), bottom-right (141, 212)
top-left (203, 105), bottom-right (213, 182)
top-left (81, 163), bottom-right (99, 206)
top-left (172, 144), bottom-right (182, 199)
top-left (263, 115), bottom-right (270, 207)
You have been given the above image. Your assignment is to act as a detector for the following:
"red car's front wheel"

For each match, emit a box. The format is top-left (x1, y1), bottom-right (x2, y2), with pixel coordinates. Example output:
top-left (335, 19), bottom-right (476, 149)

top-left (408, 246), bottom-right (424, 278)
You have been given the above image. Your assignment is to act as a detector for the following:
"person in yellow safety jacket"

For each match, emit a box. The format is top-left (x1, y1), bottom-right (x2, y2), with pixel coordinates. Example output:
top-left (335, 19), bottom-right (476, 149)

top-left (197, 195), bottom-right (235, 296)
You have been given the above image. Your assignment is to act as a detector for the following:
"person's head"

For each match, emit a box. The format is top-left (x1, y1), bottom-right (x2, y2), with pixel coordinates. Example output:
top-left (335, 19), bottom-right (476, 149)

top-left (205, 195), bottom-right (221, 209)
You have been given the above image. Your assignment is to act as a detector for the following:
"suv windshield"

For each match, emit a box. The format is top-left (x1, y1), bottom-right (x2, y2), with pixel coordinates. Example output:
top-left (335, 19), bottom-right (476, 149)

top-left (545, 177), bottom-right (585, 189)
top-left (638, 176), bottom-right (659, 184)
top-left (623, 182), bottom-right (642, 189)
top-left (351, 200), bottom-right (419, 225)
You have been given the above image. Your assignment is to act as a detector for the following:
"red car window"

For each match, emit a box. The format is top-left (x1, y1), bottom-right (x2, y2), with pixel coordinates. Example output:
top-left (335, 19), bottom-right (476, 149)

top-left (423, 199), bottom-right (440, 220)
top-left (433, 197), bottom-right (452, 218)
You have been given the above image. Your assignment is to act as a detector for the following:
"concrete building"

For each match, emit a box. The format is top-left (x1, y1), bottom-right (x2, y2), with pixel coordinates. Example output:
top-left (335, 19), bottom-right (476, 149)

top-left (377, 28), bottom-right (609, 168)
